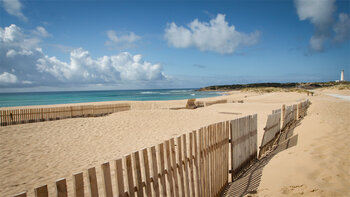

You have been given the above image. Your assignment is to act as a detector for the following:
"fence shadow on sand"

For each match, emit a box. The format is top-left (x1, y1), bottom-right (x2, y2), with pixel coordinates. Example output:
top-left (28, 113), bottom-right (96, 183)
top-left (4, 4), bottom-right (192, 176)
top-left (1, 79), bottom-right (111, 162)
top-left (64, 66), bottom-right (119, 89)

top-left (221, 121), bottom-right (301, 197)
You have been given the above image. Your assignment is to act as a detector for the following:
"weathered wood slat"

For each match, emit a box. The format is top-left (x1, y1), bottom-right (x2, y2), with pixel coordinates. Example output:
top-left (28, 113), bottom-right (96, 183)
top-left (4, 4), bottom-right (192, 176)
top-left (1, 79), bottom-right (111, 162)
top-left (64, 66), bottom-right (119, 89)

top-left (170, 138), bottom-right (180, 197)
top-left (158, 143), bottom-right (167, 196)
top-left (102, 162), bottom-right (113, 197)
top-left (204, 126), bottom-right (209, 197)
top-left (199, 128), bottom-right (204, 197)
top-left (142, 148), bottom-right (152, 197)
top-left (73, 173), bottom-right (85, 197)
top-left (189, 132), bottom-right (195, 197)
top-left (126, 154), bottom-right (135, 197)
top-left (165, 140), bottom-right (174, 197)
top-left (88, 167), bottom-right (99, 197)
top-left (177, 136), bottom-right (185, 196)
top-left (56, 178), bottom-right (68, 197)
top-left (34, 185), bottom-right (48, 197)
top-left (182, 134), bottom-right (191, 197)
top-left (151, 146), bottom-right (160, 197)
top-left (193, 130), bottom-right (200, 197)
top-left (115, 159), bottom-right (125, 197)
top-left (133, 151), bottom-right (144, 197)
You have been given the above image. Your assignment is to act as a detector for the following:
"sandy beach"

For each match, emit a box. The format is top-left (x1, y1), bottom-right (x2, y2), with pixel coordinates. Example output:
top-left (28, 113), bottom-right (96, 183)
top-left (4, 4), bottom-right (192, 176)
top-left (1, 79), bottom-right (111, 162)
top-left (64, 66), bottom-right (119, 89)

top-left (1, 89), bottom-right (349, 196)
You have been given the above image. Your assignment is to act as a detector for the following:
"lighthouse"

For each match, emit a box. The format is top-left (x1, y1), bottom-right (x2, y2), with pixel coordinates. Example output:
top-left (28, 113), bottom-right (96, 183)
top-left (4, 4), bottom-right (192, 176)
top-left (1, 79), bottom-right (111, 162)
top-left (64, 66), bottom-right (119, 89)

top-left (341, 70), bottom-right (344, 81)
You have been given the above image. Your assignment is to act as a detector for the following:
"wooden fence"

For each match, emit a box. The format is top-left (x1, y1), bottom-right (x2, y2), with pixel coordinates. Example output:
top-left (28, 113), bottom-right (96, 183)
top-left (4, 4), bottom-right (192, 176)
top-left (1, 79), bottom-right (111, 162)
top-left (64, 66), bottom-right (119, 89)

top-left (0, 103), bottom-right (130, 126)
top-left (11, 100), bottom-right (310, 197)
top-left (260, 100), bottom-right (310, 157)
top-left (13, 120), bottom-right (231, 197)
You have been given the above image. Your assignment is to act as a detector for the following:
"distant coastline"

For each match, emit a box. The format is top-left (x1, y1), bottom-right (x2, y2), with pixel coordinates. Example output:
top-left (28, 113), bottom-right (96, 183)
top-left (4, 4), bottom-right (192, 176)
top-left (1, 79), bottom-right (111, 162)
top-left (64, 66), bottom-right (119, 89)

top-left (197, 81), bottom-right (350, 91)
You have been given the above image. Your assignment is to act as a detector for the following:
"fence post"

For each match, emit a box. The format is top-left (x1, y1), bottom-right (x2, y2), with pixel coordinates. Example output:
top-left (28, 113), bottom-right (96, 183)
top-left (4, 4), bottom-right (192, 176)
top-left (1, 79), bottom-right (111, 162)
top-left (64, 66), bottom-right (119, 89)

top-left (281, 104), bottom-right (286, 126)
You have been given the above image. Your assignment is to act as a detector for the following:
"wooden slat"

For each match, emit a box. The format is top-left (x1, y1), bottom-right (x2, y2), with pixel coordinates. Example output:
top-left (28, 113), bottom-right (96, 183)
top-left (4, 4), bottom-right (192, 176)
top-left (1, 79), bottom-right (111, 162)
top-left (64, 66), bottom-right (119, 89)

top-left (35, 185), bottom-right (48, 197)
top-left (158, 143), bottom-right (167, 196)
top-left (193, 130), bottom-right (200, 197)
top-left (204, 126), bottom-right (209, 197)
top-left (13, 192), bottom-right (27, 197)
top-left (115, 159), bottom-right (125, 197)
top-left (199, 128), bottom-right (204, 197)
top-left (133, 151), bottom-right (144, 197)
top-left (189, 132), bottom-right (195, 197)
top-left (230, 119), bottom-right (236, 181)
top-left (215, 124), bottom-right (219, 196)
top-left (177, 136), bottom-right (185, 196)
top-left (73, 173), bottom-right (85, 197)
top-left (102, 162), bottom-right (113, 197)
top-left (56, 178), bottom-right (68, 197)
top-left (182, 134), bottom-right (190, 197)
top-left (170, 138), bottom-right (180, 197)
top-left (210, 124), bottom-right (214, 196)
top-left (142, 148), bottom-right (152, 197)
top-left (151, 146), bottom-right (160, 197)
top-left (126, 154), bottom-right (135, 197)
top-left (88, 167), bottom-right (99, 197)
top-left (219, 123), bottom-right (224, 192)
top-left (165, 140), bottom-right (174, 197)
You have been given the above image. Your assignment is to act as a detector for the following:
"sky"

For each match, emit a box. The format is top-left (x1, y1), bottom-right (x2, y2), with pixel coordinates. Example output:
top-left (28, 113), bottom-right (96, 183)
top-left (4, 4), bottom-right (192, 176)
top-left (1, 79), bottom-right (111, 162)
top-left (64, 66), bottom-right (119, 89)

top-left (0, 0), bottom-right (349, 92)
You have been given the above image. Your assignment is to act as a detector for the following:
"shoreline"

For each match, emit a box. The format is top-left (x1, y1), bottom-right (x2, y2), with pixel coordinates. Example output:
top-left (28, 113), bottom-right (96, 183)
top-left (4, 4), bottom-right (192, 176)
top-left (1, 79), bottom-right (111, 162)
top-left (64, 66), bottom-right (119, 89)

top-left (0, 91), bottom-right (229, 110)
top-left (0, 90), bottom-right (226, 109)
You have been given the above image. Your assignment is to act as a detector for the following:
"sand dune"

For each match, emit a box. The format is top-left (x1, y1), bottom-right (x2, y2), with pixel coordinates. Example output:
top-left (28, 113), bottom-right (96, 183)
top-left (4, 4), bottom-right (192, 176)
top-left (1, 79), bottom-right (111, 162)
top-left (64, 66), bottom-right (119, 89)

top-left (1, 90), bottom-right (348, 196)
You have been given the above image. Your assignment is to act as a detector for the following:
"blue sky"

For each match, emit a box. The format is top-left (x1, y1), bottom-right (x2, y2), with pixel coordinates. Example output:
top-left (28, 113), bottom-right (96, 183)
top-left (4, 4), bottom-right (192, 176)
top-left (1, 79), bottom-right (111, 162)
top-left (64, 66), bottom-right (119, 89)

top-left (0, 0), bottom-right (349, 92)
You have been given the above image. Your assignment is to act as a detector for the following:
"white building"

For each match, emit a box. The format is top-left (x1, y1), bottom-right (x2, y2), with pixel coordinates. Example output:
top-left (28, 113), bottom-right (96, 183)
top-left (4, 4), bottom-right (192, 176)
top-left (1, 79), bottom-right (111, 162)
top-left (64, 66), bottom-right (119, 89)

top-left (340, 70), bottom-right (344, 81)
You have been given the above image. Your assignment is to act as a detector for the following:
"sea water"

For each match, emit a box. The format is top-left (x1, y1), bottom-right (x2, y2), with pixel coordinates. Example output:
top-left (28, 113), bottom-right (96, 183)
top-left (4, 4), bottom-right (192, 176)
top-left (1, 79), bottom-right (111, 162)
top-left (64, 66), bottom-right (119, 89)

top-left (0, 89), bottom-right (223, 107)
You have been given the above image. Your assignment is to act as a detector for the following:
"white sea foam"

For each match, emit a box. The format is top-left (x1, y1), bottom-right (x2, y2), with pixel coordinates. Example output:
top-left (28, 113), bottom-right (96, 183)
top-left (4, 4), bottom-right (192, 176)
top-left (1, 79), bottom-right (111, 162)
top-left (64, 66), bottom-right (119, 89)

top-left (140, 91), bottom-right (156, 94)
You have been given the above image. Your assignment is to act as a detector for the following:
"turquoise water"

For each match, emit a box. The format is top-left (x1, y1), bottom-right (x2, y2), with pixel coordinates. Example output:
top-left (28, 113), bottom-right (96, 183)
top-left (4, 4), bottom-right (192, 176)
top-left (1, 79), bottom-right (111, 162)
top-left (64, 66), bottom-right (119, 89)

top-left (0, 89), bottom-right (223, 107)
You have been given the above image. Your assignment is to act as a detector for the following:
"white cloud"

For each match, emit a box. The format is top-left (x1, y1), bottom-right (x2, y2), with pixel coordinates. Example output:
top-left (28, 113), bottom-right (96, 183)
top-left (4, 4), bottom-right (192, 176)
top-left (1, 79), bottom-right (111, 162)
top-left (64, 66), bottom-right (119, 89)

top-left (2, 0), bottom-right (27, 21)
top-left (105, 30), bottom-right (140, 49)
top-left (164, 14), bottom-right (260, 54)
top-left (333, 13), bottom-right (350, 43)
top-left (0, 24), bottom-right (166, 88)
top-left (0, 72), bottom-right (18, 83)
top-left (32, 26), bottom-right (51, 37)
top-left (294, 0), bottom-right (350, 52)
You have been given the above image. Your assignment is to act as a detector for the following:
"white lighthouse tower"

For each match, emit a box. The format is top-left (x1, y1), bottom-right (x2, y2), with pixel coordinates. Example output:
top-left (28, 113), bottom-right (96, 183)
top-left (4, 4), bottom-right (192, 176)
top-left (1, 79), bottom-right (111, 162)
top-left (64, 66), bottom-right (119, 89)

top-left (340, 70), bottom-right (344, 81)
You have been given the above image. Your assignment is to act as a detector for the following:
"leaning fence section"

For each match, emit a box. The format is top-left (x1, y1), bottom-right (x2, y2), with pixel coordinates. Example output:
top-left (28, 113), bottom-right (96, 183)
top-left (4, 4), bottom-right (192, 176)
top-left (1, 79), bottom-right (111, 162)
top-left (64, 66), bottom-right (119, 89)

top-left (0, 103), bottom-right (130, 126)
top-left (259, 111), bottom-right (281, 157)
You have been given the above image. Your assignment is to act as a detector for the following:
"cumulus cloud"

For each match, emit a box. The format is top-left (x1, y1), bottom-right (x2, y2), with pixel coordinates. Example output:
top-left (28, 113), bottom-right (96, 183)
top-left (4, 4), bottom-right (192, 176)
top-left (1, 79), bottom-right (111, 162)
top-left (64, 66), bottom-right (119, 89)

top-left (0, 72), bottom-right (18, 83)
top-left (105, 30), bottom-right (140, 49)
top-left (0, 24), bottom-right (166, 88)
top-left (333, 13), bottom-right (350, 43)
top-left (295, 0), bottom-right (350, 52)
top-left (2, 0), bottom-right (27, 21)
top-left (295, 0), bottom-right (336, 52)
top-left (164, 14), bottom-right (260, 54)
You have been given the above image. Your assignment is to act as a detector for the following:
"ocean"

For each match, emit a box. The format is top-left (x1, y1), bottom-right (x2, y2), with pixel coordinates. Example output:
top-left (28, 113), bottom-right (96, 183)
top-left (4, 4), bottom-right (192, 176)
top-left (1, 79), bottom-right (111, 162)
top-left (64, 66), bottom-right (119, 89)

top-left (0, 89), bottom-right (223, 107)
